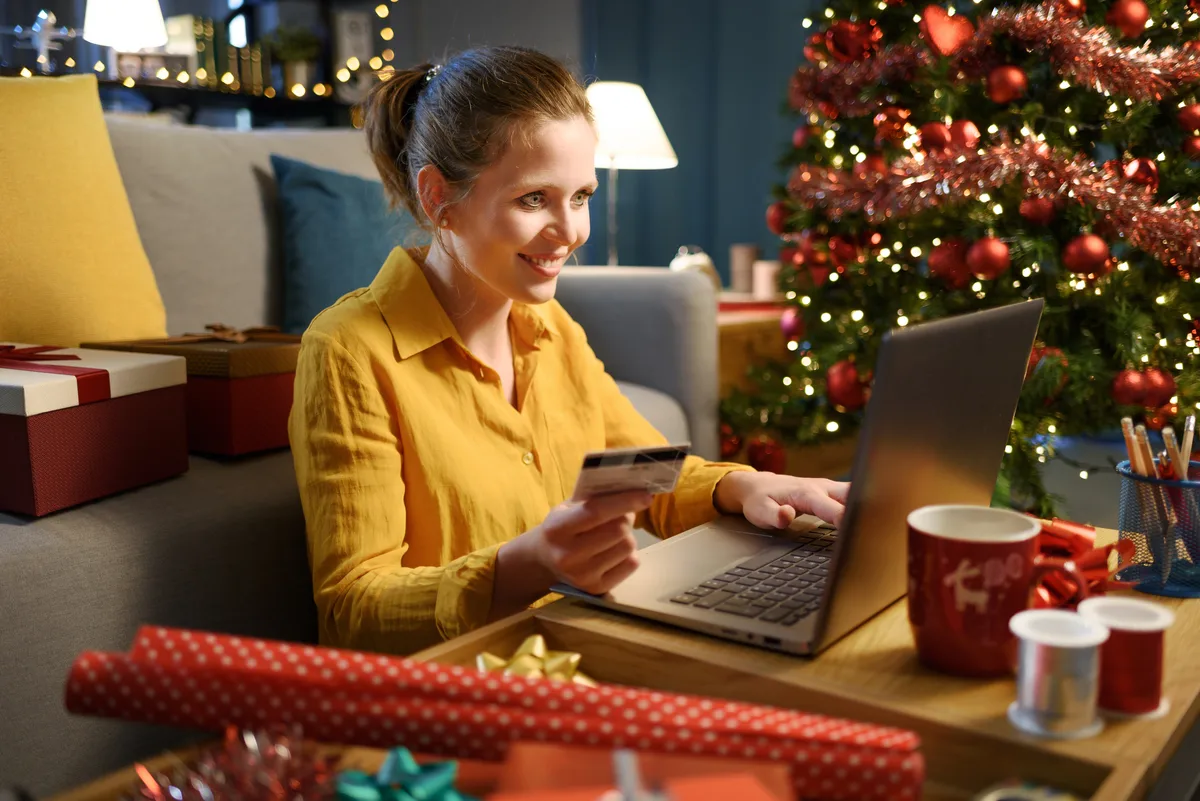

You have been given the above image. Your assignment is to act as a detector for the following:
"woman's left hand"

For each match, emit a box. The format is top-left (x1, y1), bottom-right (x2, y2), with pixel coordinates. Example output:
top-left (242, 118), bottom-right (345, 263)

top-left (715, 471), bottom-right (850, 529)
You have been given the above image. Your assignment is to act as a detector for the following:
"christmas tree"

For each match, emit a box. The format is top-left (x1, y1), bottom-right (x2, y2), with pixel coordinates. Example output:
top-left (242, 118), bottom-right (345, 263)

top-left (722, 0), bottom-right (1200, 515)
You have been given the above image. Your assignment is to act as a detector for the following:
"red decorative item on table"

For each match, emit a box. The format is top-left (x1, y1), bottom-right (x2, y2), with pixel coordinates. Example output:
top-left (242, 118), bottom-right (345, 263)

top-left (1034, 518), bottom-right (1136, 607)
top-left (0, 344), bottom-right (188, 517)
top-left (64, 626), bottom-right (926, 801)
top-left (82, 325), bottom-right (301, 457)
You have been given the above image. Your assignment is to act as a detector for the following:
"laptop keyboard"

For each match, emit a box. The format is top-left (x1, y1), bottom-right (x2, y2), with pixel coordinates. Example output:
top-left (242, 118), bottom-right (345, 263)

top-left (668, 523), bottom-right (837, 627)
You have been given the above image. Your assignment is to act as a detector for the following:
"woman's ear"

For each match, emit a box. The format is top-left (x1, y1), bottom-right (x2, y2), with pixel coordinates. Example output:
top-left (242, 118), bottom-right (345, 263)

top-left (416, 164), bottom-right (450, 228)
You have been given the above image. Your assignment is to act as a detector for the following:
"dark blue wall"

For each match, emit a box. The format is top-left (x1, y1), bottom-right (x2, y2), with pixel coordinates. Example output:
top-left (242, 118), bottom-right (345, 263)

top-left (578, 0), bottom-right (821, 279)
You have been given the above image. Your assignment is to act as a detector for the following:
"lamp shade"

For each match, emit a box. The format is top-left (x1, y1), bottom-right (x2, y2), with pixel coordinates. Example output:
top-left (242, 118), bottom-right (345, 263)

top-left (586, 81), bottom-right (678, 170)
top-left (83, 0), bottom-right (168, 52)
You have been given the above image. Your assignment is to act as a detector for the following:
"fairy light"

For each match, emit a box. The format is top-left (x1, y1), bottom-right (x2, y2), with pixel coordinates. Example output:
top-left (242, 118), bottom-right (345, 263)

top-left (1059, 80), bottom-right (1070, 89)
top-left (913, 14), bottom-right (921, 21)
top-left (313, 83), bottom-right (327, 97)
top-left (1160, 338), bottom-right (1169, 347)
top-left (1005, 445), bottom-right (1013, 453)
top-left (64, 57), bottom-right (74, 68)
top-left (1142, 354), bottom-right (1151, 363)
top-left (971, 281), bottom-right (983, 292)
top-left (380, 27), bottom-right (394, 40)
top-left (788, 341), bottom-right (800, 351)
top-left (820, 313), bottom-right (832, 322)
top-left (347, 56), bottom-right (361, 70)
top-left (855, 152), bottom-right (866, 163)
top-left (801, 296), bottom-right (811, 306)
top-left (196, 68), bottom-right (208, 81)
top-left (1118, 261), bottom-right (1130, 271)
top-left (825, 7), bottom-right (834, 17)
top-left (156, 67), bottom-right (169, 80)
top-left (850, 145), bottom-right (860, 155)
top-left (1068, 125), bottom-right (1078, 135)
top-left (1048, 424), bottom-right (1057, 434)
top-left (919, 291), bottom-right (928, 300)
top-left (851, 310), bottom-right (864, 321)
top-left (370, 57), bottom-right (383, 70)
top-left (337, 68), bottom-right (351, 82)
top-left (910, 246), bottom-right (922, 257)
top-left (893, 241), bottom-right (903, 250)
top-left (121, 76), bottom-right (135, 87)
top-left (1080, 471), bottom-right (1089, 480)
top-left (802, 18), bottom-right (813, 27)
top-left (979, 194), bottom-right (991, 203)
top-left (1177, 362), bottom-right (1185, 370)
top-left (880, 248), bottom-right (892, 258)
top-left (1023, 268), bottom-right (1032, 277)
top-left (1157, 295), bottom-right (1168, 304)
top-left (383, 49), bottom-right (394, 61)
top-left (829, 273), bottom-right (839, 282)
top-left (992, 203), bottom-right (1003, 214)
top-left (786, 291), bottom-right (797, 300)
top-left (988, 124), bottom-right (999, 134)
top-left (892, 264), bottom-right (901, 273)
top-left (897, 315), bottom-right (909, 326)
top-left (832, 155), bottom-right (844, 168)
top-left (221, 72), bottom-right (235, 85)
top-left (1036, 446), bottom-right (1045, 455)
top-left (783, 377), bottom-right (793, 386)
top-left (93, 61), bottom-right (105, 72)
top-left (291, 83), bottom-right (306, 97)
top-left (827, 421), bottom-right (840, 432)
top-left (805, 385), bottom-right (815, 396)
top-left (375, 3), bottom-right (389, 16)
top-left (1108, 102), bottom-right (1119, 112)
top-left (801, 356), bottom-right (813, 366)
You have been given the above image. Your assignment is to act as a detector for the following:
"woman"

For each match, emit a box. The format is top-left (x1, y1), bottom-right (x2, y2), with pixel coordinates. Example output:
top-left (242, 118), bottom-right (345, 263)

top-left (289, 46), bottom-right (849, 655)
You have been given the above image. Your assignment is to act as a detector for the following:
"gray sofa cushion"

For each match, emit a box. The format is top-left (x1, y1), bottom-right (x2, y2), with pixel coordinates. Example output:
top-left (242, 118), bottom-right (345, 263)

top-left (616, 381), bottom-right (689, 446)
top-left (104, 118), bottom-right (377, 335)
top-left (0, 451), bottom-right (312, 796)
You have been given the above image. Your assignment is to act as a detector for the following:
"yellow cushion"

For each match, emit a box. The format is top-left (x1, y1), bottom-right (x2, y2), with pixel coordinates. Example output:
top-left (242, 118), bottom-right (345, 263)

top-left (0, 74), bottom-right (166, 346)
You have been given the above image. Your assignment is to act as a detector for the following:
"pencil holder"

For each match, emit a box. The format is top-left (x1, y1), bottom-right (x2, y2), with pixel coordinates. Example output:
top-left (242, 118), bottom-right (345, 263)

top-left (1115, 459), bottom-right (1200, 598)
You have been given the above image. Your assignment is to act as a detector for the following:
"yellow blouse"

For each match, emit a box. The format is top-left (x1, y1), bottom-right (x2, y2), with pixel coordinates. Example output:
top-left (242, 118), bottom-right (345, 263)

top-left (289, 248), bottom-right (753, 655)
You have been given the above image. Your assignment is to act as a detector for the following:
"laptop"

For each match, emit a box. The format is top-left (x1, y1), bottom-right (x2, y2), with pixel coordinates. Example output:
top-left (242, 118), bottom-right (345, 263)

top-left (552, 299), bottom-right (1044, 655)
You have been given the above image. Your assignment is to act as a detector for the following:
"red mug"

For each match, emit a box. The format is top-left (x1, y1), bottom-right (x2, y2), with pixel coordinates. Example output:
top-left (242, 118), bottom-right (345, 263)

top-left (907, 505), bottom-right (1088, 677)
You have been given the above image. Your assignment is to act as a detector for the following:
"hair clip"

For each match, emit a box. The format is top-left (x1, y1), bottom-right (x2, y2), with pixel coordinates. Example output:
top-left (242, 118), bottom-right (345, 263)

top-left (424, 65), bottom-right (442, 83)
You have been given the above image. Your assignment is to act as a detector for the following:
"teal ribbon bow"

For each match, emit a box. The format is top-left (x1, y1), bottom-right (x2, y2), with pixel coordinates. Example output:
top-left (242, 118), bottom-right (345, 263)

top-left (336, 748), bottom-right (479, 801)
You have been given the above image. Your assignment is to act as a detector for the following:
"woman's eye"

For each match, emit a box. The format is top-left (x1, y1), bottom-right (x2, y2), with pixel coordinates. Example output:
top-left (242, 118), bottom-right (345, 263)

top-left (519, 193), bottom-right (545, 209)
top-left (572, 190), bottom-right (594, 207)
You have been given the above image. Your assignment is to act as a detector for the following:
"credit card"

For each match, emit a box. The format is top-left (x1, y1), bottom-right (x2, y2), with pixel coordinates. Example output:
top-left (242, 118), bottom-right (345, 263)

top-left (571, 443), bottom-right (690, 502)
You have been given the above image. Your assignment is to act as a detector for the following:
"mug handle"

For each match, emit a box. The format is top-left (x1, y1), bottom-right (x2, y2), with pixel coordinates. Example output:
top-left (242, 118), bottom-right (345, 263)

top-left (1028, 557), bottom-right (1089, 609)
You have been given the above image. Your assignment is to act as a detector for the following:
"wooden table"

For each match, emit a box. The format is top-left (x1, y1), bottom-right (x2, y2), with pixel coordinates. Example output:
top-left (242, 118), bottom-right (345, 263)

top-left (415, 528), bottom-right (1199, 801)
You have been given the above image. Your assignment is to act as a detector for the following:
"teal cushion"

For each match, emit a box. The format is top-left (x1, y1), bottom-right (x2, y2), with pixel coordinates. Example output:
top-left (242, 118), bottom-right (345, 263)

top-left (270, 154), bottom-right (426, 334)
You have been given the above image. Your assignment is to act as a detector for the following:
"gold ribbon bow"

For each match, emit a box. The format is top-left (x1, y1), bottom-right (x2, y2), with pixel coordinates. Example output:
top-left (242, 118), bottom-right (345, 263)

top-left (176, 323), bottom-right (294, 345)
top-left (476, 634), bottom-right (596, 686)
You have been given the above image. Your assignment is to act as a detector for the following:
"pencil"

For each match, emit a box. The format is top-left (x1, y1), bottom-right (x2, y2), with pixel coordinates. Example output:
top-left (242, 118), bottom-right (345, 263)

top-left (1164, 427), bottom-right (1184, 481)
top-left (1122, 417), bottom-right (1143, 475)
top-left (1182, 415), bottom-right (1195, 481)
top-left (1135, 424), bottom-right (1160, 478)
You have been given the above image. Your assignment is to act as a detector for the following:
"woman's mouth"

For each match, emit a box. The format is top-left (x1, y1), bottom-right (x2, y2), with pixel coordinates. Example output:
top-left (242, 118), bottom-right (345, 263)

top-left (519, 253), bottom-right (566, 278)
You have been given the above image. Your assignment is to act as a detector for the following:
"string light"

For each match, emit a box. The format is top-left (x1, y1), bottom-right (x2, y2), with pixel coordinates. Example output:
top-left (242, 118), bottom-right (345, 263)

top-left (156, 67), bottom-right (170, 80)
top-left (1006, 445), bottom-right (1013, 453)
top-left (827, 421), bottom-right (839, 432)
top-left (801, 356), bottom-right (813, 366)
top-left (851, 310), bottom-right (864, 321)
top-left (375, 3), bottom-right (389, 17)
top-left (369, 56), bottom-right (383, 70)
top-left (221, 72), bottom-right (235, 85)
top-left (383, 49), bottom-right (394, 61)
top-left (801, 296), bottom-right (811, 306)
top-left (805, 385), bottom-right (815, 396)
top-left (121, 76), bottom-right (134, 87)
top-left (337, 68), bottom-right (351, 82)
top-left (824, 8), bottom-right (835, 18)
top-left (380, 27), bottom-right (394, 40)
top-left (19, 67), bottom-right (32, 77)
top-left (879, 248), bottom-right (892, 258)
top-left (1157, 295), bottom-right (1168, 304)
top-left (897, 316), bottom-right (909, 326)
top-left (347, 57), bottom-right (361, 70)
top-left (918, 291), bottom-right (928, 300)
top-left (892, 264), bottom-right (901, 273)
top-left (783, 377), bottom-right (793, 386)
top-left (820, 313), bottom-right (832, 322)
top-left (64, 57), bottom-right (75, 68)
top-left (910, 246), bottom-right (922, 257)
top-left (802, 18), bottom-right (813, 27)
top-left (1080, 471), bottom-right (1089, 480)
top-left (829, 273), bottom-right (839, 282)
top-left (93, 61), bottom-right (105, 72)
top-left (196, 68), bottom-right (208, 81)
top-left (787, 341), bottom-right (800, 351)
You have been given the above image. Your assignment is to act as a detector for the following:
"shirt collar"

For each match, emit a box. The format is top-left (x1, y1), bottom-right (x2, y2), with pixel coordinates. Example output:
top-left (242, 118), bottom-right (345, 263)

top-left (371, 247), bottom-right (553, 360)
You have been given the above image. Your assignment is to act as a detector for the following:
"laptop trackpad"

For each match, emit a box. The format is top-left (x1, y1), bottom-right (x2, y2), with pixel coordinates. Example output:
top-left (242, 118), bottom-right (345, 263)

top-left (607, 524), bottom-right (792, 605)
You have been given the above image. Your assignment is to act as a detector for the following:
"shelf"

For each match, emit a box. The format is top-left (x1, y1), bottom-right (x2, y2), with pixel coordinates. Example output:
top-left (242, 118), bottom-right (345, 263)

top-left (97, 79), bottom-right (354, 125)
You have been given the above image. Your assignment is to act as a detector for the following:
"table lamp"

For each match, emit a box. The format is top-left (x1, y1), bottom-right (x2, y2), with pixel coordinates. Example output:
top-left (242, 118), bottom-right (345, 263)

top-left (586, 81), bottom-right (678, 266)
top-left (83, 0), bottom-right (168, 52)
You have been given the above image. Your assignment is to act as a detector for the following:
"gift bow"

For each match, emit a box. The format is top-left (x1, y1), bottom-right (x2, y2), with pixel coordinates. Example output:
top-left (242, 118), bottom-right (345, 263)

top-left (1034, 517), bottom-right (1137, 608)
top-left (476, 634), bottom-right (596, 687)
top-left (336, 747), bottom-right (478, 801)
top-left (180, 323), bottom-right (290, 344)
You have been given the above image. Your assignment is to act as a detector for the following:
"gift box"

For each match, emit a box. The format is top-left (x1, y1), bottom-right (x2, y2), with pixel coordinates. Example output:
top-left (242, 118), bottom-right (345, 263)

top-left (0, 344), bottom-right (188, 517)
top-left (489, 742), bottom-right (794, 800)
top-left (64, 626), bottom-right (924, 801)
top-left (82, 324), bottom-right (301, 456)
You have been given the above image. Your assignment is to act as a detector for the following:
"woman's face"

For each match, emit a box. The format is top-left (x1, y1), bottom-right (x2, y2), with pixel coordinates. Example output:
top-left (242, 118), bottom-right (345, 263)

top-left (443, 115), bottom-right (598, 306)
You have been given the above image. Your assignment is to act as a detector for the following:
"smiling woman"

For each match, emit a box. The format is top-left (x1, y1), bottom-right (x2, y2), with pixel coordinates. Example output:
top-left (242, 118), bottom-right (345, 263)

top-left (287, 45), bottom-right (847, 656)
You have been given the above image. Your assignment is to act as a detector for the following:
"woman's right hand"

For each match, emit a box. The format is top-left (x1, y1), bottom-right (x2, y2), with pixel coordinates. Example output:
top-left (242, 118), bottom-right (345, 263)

top-left (534, 490), bottom-right (653, 595)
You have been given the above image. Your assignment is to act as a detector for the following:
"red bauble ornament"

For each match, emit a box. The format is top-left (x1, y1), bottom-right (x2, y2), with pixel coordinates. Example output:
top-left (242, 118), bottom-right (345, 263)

top-left (873, 106), bottom-right (912, 146)
top-left (792, 124), bottom-right (812, 149)
top-left (720, 423), bottom-right (743, 460)
top-left (1185, 137), bottom-right (1200, 160)
top-left (826, 20), bottom-right (883, 63)
top-left (854, 153), bottom-right (888, 177)
top-left (950, 120), bottom-right (981, 150)
top-left (1062, 234), bottom-right (1110, 276)
top-left (1177, 103), bottom-right (1200, 133)
top-left (1112, 369), bottom-right (1148, 406)
top-left (920, 121), bottom-right (953, 155)
top-left (828, 234), bottom-right (861, 266)
top-left (1057, 0), bottom-right (1085, 17)
top-left (1106, 0), bottom-right (1149, 38)
top-left (781, 306), bottom-right (805, 341)
top-left (1026, 346), bottom-right (1069, 400)
top-left (1146, 401), bottom-right (1179, 432)
top-left (1123, 157), bottom-right (1159, 192)
top-left (1190, 0), bottom-right (1200, 14)
top-left (928, 238), bottom-right (972, 288)
top-left (967, 237), bottom-right (1010, 280)
top-left (1142, 367), bottom-right (1177, 409)
top-left (987, 66), bottom-right (1028, 104)
top-left (1019, 196), bottom-right (1058, 225)
top-left (747, 435), bottom-right (787, 473)
top-left (919, 5), bottom-right (976, 57)
top-left (826, 360), bottom-right (870, 411)
top-left (766, 201), bottom-right (789, 236)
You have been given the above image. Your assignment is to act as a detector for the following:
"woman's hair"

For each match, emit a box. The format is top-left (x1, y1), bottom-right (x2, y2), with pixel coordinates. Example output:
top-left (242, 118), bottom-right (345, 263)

top-left (362, 46), bottom-right (593, 227)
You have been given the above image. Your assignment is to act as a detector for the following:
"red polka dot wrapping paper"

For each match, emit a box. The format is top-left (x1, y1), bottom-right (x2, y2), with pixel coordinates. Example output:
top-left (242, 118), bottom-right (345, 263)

top-left (63, 626), bottom-right (924, 801)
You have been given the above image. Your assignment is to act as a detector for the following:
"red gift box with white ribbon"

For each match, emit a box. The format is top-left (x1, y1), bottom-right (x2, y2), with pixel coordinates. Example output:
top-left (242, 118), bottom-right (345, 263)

top-left (0, 344), bottom-right (188, 516)
top-left (64, 626), bottom-right (924, 801)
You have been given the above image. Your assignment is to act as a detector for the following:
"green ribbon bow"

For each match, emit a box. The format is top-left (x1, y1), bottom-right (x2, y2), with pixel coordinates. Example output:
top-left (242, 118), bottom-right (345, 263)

top-left (336, 748), bottom-right (479, 801)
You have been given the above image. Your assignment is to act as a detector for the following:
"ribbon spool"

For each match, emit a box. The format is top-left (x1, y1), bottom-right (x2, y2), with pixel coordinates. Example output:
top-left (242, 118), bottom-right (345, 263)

top-left (1078, 596), bottom-right (1175, 719)
top-left (1007, 609), bottom-right (1110, 740)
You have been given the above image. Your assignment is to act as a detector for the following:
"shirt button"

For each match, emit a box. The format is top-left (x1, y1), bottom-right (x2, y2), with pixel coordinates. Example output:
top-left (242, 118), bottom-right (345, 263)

top-left (522, 451), bottom-right (535, 465)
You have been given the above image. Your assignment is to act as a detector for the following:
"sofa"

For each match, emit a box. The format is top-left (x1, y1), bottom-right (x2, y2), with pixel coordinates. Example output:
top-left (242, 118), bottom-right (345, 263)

top-left (0, 118), bottom-right (721, 795)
